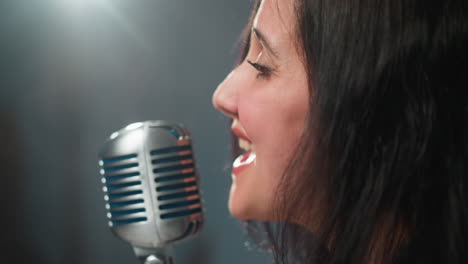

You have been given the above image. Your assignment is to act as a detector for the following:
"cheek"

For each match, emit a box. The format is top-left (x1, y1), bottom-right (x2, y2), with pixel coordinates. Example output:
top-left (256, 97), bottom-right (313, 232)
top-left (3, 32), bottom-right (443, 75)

top-left (239, 82), bottom-right (309, 150)
top-left (238, 79), bottom-right (309, 176)
top-left (237, 96), bottom-right (268, 139)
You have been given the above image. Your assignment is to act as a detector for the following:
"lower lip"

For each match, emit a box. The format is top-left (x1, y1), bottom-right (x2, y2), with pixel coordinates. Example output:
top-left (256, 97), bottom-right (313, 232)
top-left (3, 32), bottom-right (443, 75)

top-left (232, 151), bottom-right (256, 176)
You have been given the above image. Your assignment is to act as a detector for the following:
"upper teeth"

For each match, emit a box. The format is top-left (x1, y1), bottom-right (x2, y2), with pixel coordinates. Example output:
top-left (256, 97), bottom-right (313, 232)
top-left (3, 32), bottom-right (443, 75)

top-left (239, 138), bottom-right (254, 151)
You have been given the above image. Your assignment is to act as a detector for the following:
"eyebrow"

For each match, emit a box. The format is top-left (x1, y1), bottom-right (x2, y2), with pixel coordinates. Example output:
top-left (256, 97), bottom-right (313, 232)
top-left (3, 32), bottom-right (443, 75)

top-left (252, 27), bottom-right (280, 59)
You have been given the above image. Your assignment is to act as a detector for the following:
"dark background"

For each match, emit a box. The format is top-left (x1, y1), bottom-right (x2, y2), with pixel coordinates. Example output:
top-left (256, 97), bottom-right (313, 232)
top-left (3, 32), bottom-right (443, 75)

top-left (0, 1), bottom-right (270, 263)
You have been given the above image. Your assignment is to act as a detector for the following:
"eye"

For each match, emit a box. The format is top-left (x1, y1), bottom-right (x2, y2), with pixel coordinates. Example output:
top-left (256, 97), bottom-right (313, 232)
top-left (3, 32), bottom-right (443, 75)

top-left (247, 60), bottom-right (274, 79)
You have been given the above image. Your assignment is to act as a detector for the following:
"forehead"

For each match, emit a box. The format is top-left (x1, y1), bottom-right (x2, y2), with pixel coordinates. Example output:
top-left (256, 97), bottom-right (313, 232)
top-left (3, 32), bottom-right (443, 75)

top-left (253, 0), bottom-right (294, 37)
top-left (253, 0), bottom-right (297, 54)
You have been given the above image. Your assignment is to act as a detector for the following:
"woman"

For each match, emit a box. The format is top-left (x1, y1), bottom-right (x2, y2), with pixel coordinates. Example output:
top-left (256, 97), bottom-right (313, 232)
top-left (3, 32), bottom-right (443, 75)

top-left (212, 0), bottom-right (468, 263)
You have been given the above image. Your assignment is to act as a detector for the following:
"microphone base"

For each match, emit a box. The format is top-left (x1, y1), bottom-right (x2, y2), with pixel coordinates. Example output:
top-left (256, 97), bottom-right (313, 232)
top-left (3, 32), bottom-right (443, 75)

top-left (133, 246), bottom-right (174, 264)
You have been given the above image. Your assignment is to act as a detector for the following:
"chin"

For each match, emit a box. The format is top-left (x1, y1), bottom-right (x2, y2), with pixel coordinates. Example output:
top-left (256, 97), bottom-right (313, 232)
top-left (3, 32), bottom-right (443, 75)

top-left (229, 207), bottom-right (260, 220)
top-left (228, 208), bottom-right (249, 220)
top-left (228, 194), bottom-right (273, 221)
top-left (228, 194), bottom-right (251, 219)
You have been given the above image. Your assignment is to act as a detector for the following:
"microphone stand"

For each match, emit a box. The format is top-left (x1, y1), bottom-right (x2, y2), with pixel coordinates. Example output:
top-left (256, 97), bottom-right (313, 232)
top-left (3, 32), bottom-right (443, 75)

top-left (133, 246), bottom-right (174, 264)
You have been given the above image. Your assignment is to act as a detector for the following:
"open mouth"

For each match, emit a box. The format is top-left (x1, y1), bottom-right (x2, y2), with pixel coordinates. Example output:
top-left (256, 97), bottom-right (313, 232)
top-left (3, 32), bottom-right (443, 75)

top-left (232, 138), bottom-right (256, 176)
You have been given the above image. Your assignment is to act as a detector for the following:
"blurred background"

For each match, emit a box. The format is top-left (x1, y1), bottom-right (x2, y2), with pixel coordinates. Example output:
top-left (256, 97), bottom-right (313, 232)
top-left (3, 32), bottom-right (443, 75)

top-left (0, 0), bottom-right (271, 263)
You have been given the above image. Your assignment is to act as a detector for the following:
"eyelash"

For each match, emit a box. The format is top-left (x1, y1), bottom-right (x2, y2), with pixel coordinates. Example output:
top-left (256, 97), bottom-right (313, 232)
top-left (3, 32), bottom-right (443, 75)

top-left (247, 60), bottom-right (274, 79)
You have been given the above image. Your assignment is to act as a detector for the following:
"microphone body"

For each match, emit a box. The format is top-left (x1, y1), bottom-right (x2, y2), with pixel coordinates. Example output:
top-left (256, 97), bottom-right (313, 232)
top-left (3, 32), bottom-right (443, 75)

top-left (98, 121), bottom-right (203, 264)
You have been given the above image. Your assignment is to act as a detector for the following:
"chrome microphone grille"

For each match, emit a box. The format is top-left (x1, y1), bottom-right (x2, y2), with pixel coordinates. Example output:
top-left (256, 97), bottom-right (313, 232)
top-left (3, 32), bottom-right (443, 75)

top-left (98, 121), bottom-right (204, 249)
top-left (152, 145), bottom-right (202, 218)
top-left (100, 153), bottom-right (147, 226)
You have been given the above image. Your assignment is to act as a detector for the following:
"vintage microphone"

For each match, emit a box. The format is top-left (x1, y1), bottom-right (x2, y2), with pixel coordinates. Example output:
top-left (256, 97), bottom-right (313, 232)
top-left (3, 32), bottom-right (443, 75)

top-left (97, 121), bottom-right (204, 264)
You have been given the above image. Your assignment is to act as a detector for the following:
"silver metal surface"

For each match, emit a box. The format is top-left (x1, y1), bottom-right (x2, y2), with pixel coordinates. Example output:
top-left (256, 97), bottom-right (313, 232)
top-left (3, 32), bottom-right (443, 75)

top-left (134, 247), bottom-right (174, 264)
top-left (144, 255), bottom-right (163, 264)
top-left (98, 121), bottom-right (204, 263)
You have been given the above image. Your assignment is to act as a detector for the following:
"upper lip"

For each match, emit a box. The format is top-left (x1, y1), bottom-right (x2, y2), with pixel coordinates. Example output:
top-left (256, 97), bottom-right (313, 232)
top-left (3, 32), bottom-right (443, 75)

top-left (231, 126), bottom-right (252, 144)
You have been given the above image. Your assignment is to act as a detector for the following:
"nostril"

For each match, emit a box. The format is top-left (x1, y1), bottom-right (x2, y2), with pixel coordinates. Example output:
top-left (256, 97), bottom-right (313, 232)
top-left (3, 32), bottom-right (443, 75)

top-left (217, 105), bottom-right (237, 120)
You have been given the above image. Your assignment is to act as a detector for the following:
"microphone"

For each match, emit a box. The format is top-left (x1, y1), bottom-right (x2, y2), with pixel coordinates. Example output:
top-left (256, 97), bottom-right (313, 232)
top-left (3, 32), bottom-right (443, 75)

top-left (97, 121), bottom-right (204, 264)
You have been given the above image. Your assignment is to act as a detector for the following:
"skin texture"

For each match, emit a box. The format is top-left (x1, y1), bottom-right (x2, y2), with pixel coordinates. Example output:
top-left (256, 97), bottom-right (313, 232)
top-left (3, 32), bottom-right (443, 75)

top-left (212, 0), bottom-right (309, 221)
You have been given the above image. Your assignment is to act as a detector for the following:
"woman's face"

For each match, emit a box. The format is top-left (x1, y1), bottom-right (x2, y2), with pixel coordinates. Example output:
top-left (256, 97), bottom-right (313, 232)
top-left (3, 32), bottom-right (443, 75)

top-left (212, 0), bottom-right (309, 220)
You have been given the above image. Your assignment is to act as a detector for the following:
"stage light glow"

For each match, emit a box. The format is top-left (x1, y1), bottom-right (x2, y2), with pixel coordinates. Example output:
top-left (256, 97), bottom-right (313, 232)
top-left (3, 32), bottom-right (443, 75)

top-left (57, 0), bottom-right (109, 9)
top-left (53, 0), bottom-right (151, 52)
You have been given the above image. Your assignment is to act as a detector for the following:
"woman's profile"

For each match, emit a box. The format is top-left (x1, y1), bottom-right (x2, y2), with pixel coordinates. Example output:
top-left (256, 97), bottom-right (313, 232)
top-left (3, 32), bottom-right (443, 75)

top-left (212, 0), bottom-right (468, 263)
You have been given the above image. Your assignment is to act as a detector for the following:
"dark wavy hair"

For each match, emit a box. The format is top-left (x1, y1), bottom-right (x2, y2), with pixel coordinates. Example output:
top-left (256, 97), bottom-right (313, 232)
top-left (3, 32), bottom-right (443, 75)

top-left (231, 0), bottom-right (468, 263)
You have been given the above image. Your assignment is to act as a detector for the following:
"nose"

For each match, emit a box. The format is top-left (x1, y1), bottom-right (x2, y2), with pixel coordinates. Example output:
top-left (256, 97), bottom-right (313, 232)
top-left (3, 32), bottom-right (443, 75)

top-left (212, 69), bottom-right (238, 119)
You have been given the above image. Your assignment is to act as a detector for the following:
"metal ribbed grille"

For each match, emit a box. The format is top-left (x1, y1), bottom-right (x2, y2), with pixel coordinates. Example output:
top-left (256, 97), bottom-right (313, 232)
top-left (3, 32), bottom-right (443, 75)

top-left (151, 145), bottom-right (202, 220)
top-left (99, 153), bottom-right (147, 226)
